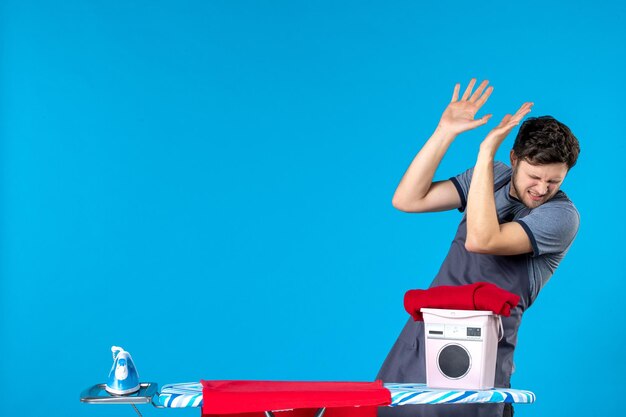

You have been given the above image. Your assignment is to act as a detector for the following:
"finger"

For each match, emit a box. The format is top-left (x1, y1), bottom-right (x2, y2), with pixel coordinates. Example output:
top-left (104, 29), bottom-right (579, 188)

top-left (461, 78), bottom-right (477, 101)
top-left (505, 117), bottom-right (524, 130)
top-left (474, 86), bottom-right (494, 108)
top-left (451, 83), bottom-right (460, 102)
top-left (496, 114), bottom-right (513, 129)
top-left (498, 114), bottom-right (512, 127)
top-left (511, 103), bottom-right (533, 122)
top-left (514, 102), bottom-right (533, 115)
top-left (505, 103), bottom-right (531, 122)
top-left (492, 118), bottom-right (520, 136)
top-left (466, 113), bottom-right (493, 129)
top-left (469, 80), bottom-right (489, 103)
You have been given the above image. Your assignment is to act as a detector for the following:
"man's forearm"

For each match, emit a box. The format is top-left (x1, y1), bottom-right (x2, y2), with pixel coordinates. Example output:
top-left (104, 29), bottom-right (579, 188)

top-left (392, 127), bottom-right (457, 207)
top-left (465, 145), bottom-right (500, 250)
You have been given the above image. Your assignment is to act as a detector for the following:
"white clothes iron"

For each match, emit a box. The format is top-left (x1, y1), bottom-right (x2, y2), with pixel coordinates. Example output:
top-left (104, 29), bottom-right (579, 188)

top-left (105, 346), bottom-right (140, 395)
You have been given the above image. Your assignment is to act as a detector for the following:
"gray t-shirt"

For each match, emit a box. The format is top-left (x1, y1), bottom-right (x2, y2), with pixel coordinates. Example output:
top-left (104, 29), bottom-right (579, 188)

top-left (450, 161), bottom-right (580, 303)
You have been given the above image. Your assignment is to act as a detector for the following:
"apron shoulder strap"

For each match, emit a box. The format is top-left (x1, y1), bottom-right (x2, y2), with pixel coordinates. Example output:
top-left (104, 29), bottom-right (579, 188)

top-left (494, 171), bottom-right (512, 192)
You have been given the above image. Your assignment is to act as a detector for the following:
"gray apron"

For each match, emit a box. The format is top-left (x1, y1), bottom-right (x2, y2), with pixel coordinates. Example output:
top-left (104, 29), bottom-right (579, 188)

top-left (377, 175), bottom-right (531, 417)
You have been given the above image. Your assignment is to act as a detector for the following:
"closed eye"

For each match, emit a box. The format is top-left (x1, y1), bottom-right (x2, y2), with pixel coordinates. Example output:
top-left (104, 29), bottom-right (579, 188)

top-left (530, 175), bottom-right (561, 183)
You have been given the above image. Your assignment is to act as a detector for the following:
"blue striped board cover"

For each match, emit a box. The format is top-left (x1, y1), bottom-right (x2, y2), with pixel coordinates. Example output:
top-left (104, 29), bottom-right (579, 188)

top-left (157, 382), bottom-right (535, 408)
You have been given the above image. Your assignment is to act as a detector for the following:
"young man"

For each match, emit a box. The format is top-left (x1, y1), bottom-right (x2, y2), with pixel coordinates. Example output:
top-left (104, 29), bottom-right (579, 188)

top-left (377, 79), bottom-right (580, 417)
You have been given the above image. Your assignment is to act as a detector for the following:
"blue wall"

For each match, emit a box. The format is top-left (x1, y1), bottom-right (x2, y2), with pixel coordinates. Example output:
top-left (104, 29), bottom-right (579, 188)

top-left (1, 1), bottom-right (624, 416)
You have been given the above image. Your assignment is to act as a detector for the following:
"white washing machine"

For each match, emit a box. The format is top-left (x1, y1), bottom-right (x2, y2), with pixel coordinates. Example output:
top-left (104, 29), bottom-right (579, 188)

top-left (421, 308), bottom-right (502, 390)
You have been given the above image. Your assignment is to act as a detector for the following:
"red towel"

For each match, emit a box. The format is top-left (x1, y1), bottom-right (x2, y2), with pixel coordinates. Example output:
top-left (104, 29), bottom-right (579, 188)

top-left (403, 282), bottom-right (520, 321)
top-left (201, 380), bottom-right (391, 417)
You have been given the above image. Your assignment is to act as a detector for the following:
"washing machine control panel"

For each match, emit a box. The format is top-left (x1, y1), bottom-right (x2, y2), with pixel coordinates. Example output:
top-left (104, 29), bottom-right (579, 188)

top-left (426, 323), bottom-right (483, 341)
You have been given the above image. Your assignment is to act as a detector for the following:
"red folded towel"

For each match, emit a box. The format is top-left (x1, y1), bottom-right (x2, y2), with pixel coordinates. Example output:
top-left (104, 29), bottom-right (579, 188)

top-left (201, 380), bottom-right (391, 417)
top-left (403, 282), bottom-right (520, 321)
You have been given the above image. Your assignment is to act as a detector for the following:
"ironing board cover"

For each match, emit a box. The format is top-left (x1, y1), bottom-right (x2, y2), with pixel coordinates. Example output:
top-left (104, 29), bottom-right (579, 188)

top-left (200, 380), bottom-right (391, 416)
top-left (158, 382), bottom-right (535, 408)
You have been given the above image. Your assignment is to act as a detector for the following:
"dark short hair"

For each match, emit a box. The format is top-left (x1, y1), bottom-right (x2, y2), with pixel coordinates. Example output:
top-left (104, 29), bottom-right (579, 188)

top-left (512, 116), bottom-right (580, 169)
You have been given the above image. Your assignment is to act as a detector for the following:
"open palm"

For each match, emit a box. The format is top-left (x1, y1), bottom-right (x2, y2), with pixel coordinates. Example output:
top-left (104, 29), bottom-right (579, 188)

top-left (482, 102), bottom-right (534, 150)
top-left (438, 79), bottom-right (494, 135)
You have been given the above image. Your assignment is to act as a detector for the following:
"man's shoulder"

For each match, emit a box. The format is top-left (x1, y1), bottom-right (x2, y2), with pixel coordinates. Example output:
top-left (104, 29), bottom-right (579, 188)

top-left (454, 160), bottom-right (511, 182)
top-left (519, 190), bottom-right (580, 258)
top-left (546, 190), bottom-right (578, 210)
top-left (493, 161), bottom-right (512, 184)
top-left (493, 160), bottom-right (511, 172)
top-left (535, 191), bottom-right (580, 223)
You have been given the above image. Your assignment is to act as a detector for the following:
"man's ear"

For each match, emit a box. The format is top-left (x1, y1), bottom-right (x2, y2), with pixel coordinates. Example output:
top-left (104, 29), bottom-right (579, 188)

top-left (510, 150), bottom-right (518, 167)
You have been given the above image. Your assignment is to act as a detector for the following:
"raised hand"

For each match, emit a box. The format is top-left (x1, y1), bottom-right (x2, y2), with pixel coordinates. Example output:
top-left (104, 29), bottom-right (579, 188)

top-left (481, 102), bottom-right (534, 151)
top-left (437, 78), bottom-right (494, 135)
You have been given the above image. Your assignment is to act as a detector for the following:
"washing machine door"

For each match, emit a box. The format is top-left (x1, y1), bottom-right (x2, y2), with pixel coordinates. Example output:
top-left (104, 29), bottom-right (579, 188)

top-left (437, 344), bottom-right (471, 379)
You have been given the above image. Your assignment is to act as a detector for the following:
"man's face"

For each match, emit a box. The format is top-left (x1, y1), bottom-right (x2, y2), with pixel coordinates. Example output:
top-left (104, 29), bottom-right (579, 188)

top-left (509, 152), bottom-right (569, 209)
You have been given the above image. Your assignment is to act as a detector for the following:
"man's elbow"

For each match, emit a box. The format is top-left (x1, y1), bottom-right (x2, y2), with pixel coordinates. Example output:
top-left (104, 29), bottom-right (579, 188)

top-left (392, 194), bottom-right (415, 212)
top-left (392, 196), bottom-right (426, 213)
top-left (464, 236), bottom-right (492, 254)
top-left (392, 196), bottom-right (408, 211)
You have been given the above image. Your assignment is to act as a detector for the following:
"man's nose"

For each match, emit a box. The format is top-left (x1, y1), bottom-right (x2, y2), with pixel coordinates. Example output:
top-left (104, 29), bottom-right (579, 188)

top-left (537, 182), bottom-right (549, 195)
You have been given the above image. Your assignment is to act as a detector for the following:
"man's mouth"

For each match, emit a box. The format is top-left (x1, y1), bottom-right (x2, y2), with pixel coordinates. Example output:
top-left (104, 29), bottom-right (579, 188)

top-left (528, 191), bottom-right (545, 202)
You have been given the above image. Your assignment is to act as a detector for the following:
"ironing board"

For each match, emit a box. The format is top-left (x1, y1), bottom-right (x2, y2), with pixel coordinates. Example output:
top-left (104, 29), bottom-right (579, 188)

top-left (81, 381), bottom-right (535, 408)
top-left (158, 382), bottom-right (535, 407)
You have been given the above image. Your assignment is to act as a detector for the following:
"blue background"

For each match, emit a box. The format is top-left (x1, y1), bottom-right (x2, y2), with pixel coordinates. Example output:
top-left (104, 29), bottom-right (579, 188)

top-left (1, 1), bottom-right (624, 416)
